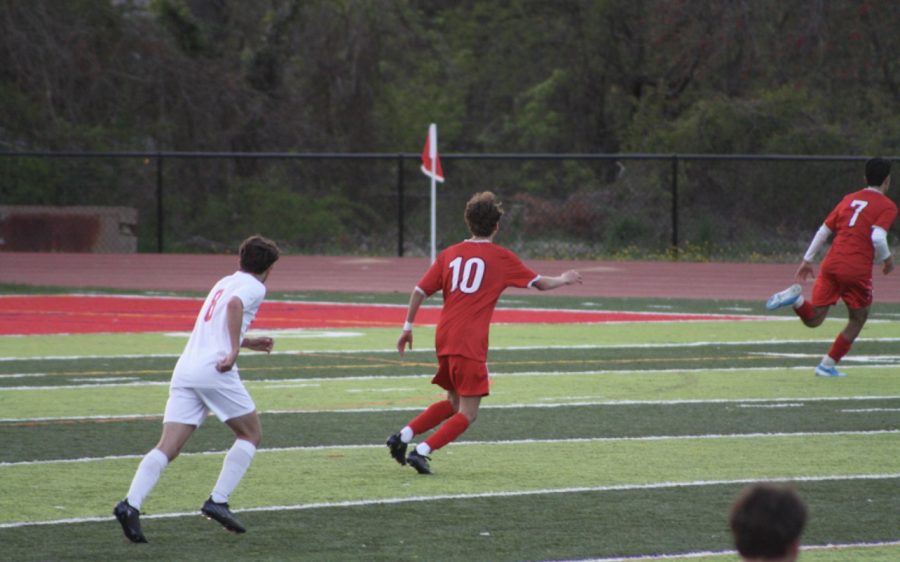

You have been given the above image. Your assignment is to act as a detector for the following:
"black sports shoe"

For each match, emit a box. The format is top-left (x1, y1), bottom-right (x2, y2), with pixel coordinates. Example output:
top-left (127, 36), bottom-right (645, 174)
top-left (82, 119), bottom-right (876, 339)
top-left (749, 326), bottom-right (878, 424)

top-left (113, 499), bottom-right (148, 543)
top-left (406, 450), bottom-right (432, 474)
top-left (386, 433), bottom-right (408, 465)
top-left (201, 497), bottom-right (246, 534)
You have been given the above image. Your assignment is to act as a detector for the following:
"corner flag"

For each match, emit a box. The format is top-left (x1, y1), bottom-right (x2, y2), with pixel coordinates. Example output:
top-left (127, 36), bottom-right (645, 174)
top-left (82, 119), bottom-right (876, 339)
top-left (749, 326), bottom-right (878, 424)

top-left (421, 123), bottom-right (444, 182)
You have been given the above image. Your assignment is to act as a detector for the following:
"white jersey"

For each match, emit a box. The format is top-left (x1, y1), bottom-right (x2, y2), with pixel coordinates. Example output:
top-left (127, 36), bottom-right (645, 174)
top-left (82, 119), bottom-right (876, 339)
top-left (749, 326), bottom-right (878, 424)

top-left (171, 271), bottom-right (266, 389)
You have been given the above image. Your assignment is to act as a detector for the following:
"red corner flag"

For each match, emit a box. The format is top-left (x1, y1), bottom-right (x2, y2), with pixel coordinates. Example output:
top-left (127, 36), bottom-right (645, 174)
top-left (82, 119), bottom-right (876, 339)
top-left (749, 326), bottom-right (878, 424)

top-left (421, 123), bottom-right (445, 183)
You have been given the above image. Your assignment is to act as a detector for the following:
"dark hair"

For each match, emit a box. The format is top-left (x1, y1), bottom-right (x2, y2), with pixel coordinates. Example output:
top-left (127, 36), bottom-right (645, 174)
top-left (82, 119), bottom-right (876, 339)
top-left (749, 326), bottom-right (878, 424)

top-left (865, 157), bottom-right (891, 187)
top-left (239, 235), bottom-right (280, 274)
top-left (464, 191), bottom-right (503, 237)
top-left (730, 484), bottom-right (807, 559)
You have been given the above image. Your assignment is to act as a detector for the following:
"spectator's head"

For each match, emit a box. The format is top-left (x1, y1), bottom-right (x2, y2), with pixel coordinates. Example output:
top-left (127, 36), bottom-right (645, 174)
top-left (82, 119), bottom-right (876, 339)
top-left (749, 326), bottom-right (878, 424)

top-left (865, 157), bottom-right (891, 188)
top-left (465, 191), bottom-right (503, 238)
top-left (239, 235), bottom-right (281, 276)
top-left (729, 483), bottom-right (807, 561)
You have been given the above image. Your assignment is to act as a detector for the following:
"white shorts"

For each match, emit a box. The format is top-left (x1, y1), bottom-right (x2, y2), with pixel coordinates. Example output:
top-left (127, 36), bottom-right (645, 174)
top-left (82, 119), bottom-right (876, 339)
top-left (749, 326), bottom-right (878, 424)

top-left (163, 385), bottom-right (256, 426)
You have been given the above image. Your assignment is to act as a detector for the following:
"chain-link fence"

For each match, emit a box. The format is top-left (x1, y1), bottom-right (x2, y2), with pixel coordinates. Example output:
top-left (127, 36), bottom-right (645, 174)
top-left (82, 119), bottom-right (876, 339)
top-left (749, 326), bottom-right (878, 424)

top-left (0, 151), bottom-right (892, 261)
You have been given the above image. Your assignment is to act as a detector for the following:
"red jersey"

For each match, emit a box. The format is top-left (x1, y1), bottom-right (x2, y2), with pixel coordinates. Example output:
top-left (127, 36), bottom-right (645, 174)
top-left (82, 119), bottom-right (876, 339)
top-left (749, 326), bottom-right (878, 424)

top-left (821, 187), bottom-right (897, 277)
top-left (416, 240), bottom-right (539, 362)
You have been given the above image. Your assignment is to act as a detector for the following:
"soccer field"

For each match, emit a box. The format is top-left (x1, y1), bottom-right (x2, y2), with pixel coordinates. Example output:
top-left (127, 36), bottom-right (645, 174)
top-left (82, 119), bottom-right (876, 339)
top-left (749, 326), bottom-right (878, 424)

top-left (1, 290), bottom-right (898, 561)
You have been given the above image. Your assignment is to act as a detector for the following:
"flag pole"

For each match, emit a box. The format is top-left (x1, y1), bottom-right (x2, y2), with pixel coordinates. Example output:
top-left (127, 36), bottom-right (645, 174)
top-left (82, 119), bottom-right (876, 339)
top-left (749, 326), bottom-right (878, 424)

top-left (421, 123), bottom-right (443, 263)
top-left (429, 124), bottom-right (438, 263)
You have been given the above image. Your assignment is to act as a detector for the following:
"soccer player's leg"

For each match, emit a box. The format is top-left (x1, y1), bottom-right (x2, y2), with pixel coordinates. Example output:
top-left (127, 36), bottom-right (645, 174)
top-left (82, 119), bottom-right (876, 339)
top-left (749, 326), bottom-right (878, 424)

top-left (408, 358), bottom-right (487, 474)
top-left (388, 400), bottom-right (455, 464)
top-left (115, 389), bottom-right (202, 542)
top-left (387, 359), bottom-right (456, 465)
top-left (797, 274), bottom-right (841, 328)
top-left (817, 295), bottom-right (869, 377)
top-left (200, 387), bottom-right (259, 533)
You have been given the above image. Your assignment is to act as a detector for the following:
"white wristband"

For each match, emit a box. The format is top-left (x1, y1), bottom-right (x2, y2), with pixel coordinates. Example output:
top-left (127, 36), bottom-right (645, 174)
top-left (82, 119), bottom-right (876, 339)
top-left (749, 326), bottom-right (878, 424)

top-left (403, 321), bottom-right (413, 331)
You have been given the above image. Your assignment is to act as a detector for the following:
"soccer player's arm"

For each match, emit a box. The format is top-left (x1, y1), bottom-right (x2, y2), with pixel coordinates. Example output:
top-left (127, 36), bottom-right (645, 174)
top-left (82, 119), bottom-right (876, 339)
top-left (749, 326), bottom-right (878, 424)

top-left (216, 297), bottom-right (244, 372)
top-left (872, 225), bottom-right (894, 274)
top-left (397, 288), bottom-right (427, 356)
top-left (872, 205), bottom-right (897, 274)
top-left (796, 223), bottom-right (832, 281)
top-left (532, 270), bottom-right (582, 291)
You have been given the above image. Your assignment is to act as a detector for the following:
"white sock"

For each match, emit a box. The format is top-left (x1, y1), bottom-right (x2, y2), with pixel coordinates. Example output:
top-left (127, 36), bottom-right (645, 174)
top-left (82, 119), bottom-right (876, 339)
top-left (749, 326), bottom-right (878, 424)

top-left (400, 426), bottom-right (414, 443)
top-left (793, 295), bottom-right (805, 308)
top-left (820, 355), bottom-right (836, 368)
top-left (126, 448), bottom-right (169, 510)
top-left (211, 439), bottom-right (256, 504)
top-left (415, 442), bottom-right (432, 456)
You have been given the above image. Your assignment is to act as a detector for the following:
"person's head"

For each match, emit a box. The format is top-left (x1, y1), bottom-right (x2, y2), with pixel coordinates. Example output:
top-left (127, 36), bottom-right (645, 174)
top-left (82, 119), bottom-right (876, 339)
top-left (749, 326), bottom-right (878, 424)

top-left (239, 235), bottom-right (280, 280)
top-left (464, 191), bottom-right (503, 238)
top-left (865, 157), bottom-right (891, 190)
top-left (729, 483), bottom-right (807, 561)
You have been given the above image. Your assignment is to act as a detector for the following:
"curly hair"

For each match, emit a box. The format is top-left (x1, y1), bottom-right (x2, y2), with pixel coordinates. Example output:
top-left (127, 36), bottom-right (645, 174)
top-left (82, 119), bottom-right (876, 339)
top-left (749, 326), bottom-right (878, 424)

top-left (239, 235), bottom-right (281, 274)
top-left (464, 191), bottom-right (503, 237)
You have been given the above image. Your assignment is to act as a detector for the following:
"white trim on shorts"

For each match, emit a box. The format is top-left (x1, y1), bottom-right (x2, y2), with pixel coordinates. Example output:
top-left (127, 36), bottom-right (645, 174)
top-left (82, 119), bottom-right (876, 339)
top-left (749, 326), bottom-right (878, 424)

top-left (163, 384), bottom-right (256, 426)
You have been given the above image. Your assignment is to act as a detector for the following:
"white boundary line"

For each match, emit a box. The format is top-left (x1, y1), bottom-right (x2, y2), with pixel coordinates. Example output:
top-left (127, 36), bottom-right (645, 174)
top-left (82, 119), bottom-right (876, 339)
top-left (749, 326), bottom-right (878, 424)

top-left (3, 336), bottom-right (900, 362)
top-left (2, 429), bottom-right (897, 468)
top-left (6, 394), bottom-right (900, 421)
top-left (1, 473), bottom-right (897, 530)
top-left (2, 394), bottom-right (899, 423)
top-left (3, 363), bottom-right (900, 391)
top-left (563, 540), bottom-right (900, 562)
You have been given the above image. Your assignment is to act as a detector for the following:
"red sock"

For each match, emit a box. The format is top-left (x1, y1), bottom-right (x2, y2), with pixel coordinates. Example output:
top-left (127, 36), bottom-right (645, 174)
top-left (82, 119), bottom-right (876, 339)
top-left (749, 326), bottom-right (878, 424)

top-left (794, 301), bottom-right (816, 322)
top-left (424, 413), bottom-right (470, 452)
top-left (827, 334), bottom-right (853, 363)
top-left (408, 400), bottom-right (455, 435)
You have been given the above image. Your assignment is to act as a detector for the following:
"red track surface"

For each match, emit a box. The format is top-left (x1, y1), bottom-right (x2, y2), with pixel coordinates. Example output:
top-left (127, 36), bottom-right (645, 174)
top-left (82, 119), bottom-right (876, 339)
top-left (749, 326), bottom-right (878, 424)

top-left (2, 252), bottom-right (899, 302)
top-left (2, 252), bottom-right (897, 335)
top-left (0, 295), bottom-right (758, 335)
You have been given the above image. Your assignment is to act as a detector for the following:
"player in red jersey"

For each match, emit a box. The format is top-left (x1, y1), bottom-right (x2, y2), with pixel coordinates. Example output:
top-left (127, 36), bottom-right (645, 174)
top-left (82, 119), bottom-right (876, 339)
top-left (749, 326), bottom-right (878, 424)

top-left (767, 157), bottom-right (896, 377)
top-left (386, 191), bottom-right (582, 474)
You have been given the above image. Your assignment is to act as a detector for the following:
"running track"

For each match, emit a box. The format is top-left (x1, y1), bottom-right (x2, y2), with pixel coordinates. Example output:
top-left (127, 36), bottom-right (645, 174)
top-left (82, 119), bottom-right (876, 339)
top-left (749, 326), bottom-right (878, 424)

top-left (4, 253), bottom-right (899, 301)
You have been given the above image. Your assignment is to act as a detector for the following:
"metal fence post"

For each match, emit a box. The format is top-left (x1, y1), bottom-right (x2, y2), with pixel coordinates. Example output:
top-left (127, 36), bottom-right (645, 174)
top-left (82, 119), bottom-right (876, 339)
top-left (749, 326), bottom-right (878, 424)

top-left (671, 154), bottom-right (679, 259)
top-left (156, 153), bottom-right (164, 253)
top-left (397, 154), bottom-right (405, 257)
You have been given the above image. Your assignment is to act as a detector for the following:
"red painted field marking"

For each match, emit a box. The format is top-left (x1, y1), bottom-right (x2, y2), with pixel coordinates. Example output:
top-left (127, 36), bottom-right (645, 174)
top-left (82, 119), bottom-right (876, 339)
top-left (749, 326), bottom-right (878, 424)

top-left (0, 295), bottom-right (761, 336)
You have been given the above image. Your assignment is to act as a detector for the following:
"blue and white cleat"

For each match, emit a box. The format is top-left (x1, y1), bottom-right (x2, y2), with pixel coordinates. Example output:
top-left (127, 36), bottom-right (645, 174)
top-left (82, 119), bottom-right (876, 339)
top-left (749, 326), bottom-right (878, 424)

top-left (814, 364), bottom-right (847, 377)
top-left (766, 283), bottom-right (802, 311)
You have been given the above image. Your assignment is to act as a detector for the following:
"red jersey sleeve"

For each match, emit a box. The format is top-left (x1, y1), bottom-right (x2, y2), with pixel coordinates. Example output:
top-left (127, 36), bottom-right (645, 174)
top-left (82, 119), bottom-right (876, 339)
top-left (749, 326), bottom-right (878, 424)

top-left (873, 201), bottom-right (898, 231)
top-left (416, 254), bottom-right (446, 296)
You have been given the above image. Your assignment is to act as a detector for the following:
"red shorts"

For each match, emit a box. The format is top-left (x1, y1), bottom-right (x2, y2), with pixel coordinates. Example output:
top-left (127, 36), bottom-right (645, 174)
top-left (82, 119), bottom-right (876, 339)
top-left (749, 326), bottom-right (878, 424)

top-left (812, 265), bottom-right (873, 309)
top-left (431, 355), bottom-right (490, 397)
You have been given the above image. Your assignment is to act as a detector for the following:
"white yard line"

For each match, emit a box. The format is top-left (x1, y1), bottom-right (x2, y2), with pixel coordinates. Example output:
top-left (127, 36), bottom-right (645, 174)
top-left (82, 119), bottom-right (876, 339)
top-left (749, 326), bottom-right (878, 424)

top-left (3, 363), bottom-right (900, 391)
top-left (2, 394), bottom-right (898, 423)
top-left (3, 336), bottom-right (900, 362)
top-left (1, 473), bottom-right (898, 530)
top-left (1, 429), bottom-right (897, 468)
top-left (562, 540), bottom-right (900, 562)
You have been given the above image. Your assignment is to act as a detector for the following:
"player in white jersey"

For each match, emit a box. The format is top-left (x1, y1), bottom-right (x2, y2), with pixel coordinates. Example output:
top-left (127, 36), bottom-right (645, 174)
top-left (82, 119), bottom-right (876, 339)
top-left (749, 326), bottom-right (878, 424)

top-left (114, 235), bottom-right (280, 543)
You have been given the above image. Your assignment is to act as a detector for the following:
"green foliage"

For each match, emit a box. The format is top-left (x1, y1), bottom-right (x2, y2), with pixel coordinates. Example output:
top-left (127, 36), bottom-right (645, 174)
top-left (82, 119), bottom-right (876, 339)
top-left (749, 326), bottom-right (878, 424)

top-left (1, 0), bottom-right (898, 257)
top-left (638, 87), bottom-right (849, 155)
top-left (181, 170), bottom-right (350, 253)
top-left (150, 0), bottom-right (208, 55)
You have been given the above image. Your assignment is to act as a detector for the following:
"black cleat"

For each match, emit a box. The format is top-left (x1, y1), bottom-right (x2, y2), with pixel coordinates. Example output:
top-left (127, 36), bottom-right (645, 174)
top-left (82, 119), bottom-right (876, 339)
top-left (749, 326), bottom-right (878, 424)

top-left (201, 497), bottom-right (246, 534)
top-left (113, 499), bottom-right (148, 543)
top-left (407, 450), bottom-right (432, 474)
top-left (386, 433), bottom-right (408, 465)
